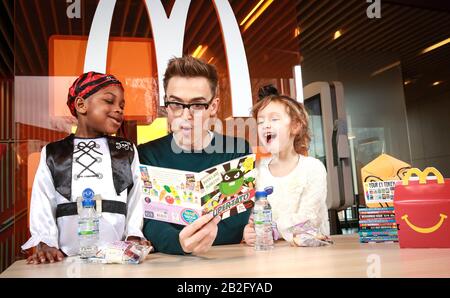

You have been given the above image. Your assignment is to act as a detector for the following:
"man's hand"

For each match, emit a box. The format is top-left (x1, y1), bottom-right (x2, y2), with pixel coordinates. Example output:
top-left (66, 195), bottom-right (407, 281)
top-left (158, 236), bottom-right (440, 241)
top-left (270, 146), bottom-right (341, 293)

top-left (243, 218), bottom-right (256, 246)
top-left (26, 242), bottom-right (64, 265)
top-left (179, 213), bottom-right (221, 255)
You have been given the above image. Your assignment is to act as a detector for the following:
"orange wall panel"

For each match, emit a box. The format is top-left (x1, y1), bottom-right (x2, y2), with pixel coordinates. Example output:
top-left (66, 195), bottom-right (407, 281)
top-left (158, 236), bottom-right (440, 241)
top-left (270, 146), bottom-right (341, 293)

top-left (49, 36), bottom-right (157, 123)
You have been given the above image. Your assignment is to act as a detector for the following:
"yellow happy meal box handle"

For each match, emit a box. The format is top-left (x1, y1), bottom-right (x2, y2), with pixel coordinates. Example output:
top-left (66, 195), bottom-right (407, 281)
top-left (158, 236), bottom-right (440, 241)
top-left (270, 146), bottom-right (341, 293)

top-left (402, 167), bottom-right (444, 186)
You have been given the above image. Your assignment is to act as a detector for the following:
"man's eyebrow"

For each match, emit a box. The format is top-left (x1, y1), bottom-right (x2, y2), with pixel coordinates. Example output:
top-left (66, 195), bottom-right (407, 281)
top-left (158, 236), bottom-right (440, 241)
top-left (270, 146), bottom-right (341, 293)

top-left (167, 95), bottom-right (208, 102)
top-left (190, 97), bottom-right (208, 102)
top-left (167, 95), bottom-right (183, 101)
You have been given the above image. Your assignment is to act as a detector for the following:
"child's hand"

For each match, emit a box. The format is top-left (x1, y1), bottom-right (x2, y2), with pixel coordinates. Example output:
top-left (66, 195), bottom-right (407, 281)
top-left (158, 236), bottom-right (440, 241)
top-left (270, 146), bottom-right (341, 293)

top-left (126, 236), bottom-right (152, 248)
top-left (26, 242), bottom-right (64, 265)
top-left (243, 218), bottom-right (256, 246)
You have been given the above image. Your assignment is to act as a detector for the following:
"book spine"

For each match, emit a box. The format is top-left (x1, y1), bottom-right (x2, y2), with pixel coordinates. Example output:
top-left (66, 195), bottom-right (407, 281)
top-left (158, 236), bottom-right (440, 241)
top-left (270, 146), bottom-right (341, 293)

top-left (359, 211), bottom-right (395, 214)
top-left (359, 214), bottom-right (395, 219)
top-left (359, 236), bottom-right (399, 242)
top-left (359, 230), bottom-right (398, 237)
top-left (359, 207), bottom-right (395, 212)
top-left (359, 224), bottom-right (397, 229)
top-left (359, 218), bottom-right (395, 224)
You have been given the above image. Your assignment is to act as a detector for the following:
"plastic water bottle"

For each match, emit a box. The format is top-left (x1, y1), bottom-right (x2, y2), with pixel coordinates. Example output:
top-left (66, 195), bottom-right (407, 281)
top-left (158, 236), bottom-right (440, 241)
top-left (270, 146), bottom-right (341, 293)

top-left (78, 188), bottom-right (99, 259)
top-left (254, 190), bottom-right (274, 251)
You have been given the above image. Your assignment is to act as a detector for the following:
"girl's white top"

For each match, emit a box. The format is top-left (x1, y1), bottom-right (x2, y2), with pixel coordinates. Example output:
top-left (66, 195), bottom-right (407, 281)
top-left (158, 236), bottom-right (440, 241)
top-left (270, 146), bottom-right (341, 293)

top-left (257, 155), bottom-right (330, 241)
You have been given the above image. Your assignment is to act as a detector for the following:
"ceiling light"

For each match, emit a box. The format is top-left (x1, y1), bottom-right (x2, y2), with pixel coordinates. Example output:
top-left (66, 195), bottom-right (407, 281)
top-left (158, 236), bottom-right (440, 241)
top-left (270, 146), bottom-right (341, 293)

top-left (240, 0), bottom-right (265, 26)
top-left (421, 38), bottom-right (450, 54)
top-left (192, 45), bottom-right (203, 58)
top-left (192, 45), bottom-right (208, 59)
top-left (333, 30), bottom-right (342, 40)
top-left (242, 0), bottom-right (274, 32)
top-left (370, 61), bottom-right (401, 77)
top-left (197, 45), bottom-right (208, 59)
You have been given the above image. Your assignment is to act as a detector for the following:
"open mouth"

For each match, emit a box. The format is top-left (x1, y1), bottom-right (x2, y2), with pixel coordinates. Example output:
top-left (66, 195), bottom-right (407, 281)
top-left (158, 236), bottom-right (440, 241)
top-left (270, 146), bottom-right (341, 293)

top-left (180, 126), bottom-right (193, 134)
top-left (264, 132), bottom-right (277, 144)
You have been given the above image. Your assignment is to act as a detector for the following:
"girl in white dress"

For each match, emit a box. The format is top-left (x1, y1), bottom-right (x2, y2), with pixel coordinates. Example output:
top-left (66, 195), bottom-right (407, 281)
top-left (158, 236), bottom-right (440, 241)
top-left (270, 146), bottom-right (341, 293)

top-left (243, 94), bottom-right (332, 247)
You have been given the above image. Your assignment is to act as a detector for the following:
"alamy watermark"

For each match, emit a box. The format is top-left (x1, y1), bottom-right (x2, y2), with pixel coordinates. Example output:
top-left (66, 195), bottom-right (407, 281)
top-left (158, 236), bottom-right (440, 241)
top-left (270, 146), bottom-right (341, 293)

top-left (169, 116), bottom-right (265, 154)
top-left (66, 0), bottom-right (81, 19)
top-left (68, 0), bottom-right (381, 20)
top-left (367, 0), bottom-right (381, 19)
top-left (66, 258), bottom-right (81, 278)
top-left (366, 254), bottom-right (381, 277)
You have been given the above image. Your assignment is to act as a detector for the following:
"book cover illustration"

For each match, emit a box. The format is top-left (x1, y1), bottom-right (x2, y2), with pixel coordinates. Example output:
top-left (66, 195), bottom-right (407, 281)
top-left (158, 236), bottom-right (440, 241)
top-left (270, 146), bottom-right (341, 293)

top-left (140, 154), bottom-right (256, 225)
top-left (360, 153), bottom-right (411, 208)
top-left (363, 180), bottom-right (397, 208)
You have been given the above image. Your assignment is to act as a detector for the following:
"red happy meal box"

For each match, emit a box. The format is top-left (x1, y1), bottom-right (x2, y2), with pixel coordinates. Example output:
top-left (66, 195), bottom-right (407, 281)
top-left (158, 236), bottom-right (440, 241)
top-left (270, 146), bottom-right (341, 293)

top-left (394, 167), bottom-right (450, 248)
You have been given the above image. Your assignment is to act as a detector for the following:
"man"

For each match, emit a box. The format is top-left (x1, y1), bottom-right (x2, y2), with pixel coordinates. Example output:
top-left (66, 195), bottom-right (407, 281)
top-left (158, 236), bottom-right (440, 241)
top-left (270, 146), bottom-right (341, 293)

top-left (138, 56), bottom-right (251, 255)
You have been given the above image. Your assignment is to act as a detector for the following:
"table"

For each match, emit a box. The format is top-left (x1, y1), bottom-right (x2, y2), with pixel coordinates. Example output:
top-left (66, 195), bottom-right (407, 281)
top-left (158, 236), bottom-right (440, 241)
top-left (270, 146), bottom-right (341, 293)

top-left (2, 234), bottom-right (450, 277)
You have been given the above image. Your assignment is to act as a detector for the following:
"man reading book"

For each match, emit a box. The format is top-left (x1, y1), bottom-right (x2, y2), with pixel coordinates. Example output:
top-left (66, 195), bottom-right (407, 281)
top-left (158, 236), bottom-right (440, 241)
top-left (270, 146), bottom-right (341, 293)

top-left (138, 56), bottom-right (251, 255)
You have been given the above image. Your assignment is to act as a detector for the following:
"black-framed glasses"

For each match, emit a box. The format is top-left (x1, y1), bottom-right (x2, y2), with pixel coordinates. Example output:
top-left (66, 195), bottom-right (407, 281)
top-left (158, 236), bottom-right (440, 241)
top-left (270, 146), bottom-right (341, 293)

top-left (164, 96), bottom-right (214, 115)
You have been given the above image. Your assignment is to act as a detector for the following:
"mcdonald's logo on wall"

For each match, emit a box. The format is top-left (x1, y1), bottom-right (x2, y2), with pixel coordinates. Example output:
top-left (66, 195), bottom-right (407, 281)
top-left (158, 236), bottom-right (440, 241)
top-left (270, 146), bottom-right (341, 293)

top-left (81, 0), bottom-right (253, 118)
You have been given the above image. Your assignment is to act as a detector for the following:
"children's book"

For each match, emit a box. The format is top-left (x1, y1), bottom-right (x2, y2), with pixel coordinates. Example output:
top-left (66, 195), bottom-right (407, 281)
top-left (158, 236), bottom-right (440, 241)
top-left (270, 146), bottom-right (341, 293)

top-left (363, 180), bottom-right (397, 208)
top-left (140, 154), bottom-right (256, 225)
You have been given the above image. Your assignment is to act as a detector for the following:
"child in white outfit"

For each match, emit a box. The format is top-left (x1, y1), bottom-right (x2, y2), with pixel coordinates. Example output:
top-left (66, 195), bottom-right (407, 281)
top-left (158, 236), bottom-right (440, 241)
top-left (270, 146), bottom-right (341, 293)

top-left (22, 72), bottom-right (147, 264)
top-left (243, 94), bottom-right (332, 247)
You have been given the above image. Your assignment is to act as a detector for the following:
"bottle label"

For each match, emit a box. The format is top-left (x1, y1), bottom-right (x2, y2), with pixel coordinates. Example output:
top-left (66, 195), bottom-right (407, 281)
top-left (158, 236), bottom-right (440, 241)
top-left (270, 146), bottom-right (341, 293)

top-left (78, 219), bottom-right (99, 236)
top-left (254, 210), bottom-right (272, 225)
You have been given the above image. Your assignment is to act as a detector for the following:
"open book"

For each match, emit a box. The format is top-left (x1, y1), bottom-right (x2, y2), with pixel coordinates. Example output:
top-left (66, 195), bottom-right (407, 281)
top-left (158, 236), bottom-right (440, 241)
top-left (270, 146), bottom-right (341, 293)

top-left (140, 154), bottom-right (256, 225)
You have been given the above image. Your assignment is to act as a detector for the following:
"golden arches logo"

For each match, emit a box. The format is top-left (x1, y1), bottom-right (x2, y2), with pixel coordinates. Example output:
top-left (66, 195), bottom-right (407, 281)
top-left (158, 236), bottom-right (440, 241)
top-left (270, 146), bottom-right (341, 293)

top-left (402, 167), bottom-right (444, 185)
top-left (401, 214), bottom-right (447, 234)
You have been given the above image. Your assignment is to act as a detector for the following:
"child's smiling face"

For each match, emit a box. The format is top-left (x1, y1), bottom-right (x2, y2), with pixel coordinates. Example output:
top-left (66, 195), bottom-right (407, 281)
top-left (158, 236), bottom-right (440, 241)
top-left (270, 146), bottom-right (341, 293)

top-left (81, 85), bottom-right (125, 135)
top-left (257, 101), bottom-right (298, 155)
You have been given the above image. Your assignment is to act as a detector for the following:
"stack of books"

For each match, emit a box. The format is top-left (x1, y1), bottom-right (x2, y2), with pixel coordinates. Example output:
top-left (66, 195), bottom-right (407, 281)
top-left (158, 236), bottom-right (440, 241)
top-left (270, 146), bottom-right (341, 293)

top-left (358, 207), bottom-right (398, 243)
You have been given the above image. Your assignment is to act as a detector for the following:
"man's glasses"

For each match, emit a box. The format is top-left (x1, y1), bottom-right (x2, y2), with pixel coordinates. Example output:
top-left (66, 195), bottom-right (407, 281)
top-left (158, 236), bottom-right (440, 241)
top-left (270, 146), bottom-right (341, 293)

top-left (164, 96), bottom-right (214, 115)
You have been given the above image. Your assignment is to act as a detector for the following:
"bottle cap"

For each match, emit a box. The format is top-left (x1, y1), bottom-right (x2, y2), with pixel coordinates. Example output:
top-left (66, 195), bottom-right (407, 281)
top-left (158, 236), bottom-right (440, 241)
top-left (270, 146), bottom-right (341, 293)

top-left (82, 188), bottom-right (94, 200)
top-left (82, 188), bottom-right (95, 207)
top-left (255, 190), bottom-right (267, 199)
top-left (264, 186), bottom-right (274, 195)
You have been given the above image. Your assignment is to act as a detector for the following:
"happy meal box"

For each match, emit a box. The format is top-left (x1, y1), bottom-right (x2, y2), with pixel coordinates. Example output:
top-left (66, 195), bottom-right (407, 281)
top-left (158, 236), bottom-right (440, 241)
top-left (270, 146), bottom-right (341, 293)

top-left (140, 154), bottom-right (256, 225)
top-left (394, 167), bottom-right (450, 248)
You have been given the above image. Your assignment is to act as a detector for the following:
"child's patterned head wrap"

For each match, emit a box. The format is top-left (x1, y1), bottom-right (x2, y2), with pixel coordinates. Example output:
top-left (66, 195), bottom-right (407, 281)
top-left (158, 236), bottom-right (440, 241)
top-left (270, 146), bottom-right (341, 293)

top-left (67, 71), bottom-right (123, 117)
